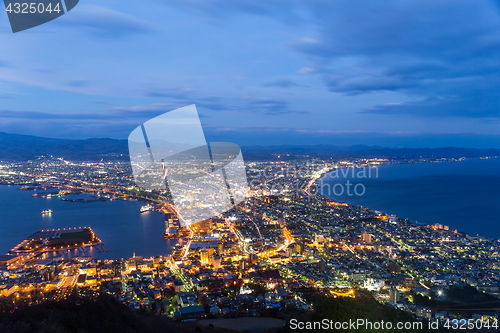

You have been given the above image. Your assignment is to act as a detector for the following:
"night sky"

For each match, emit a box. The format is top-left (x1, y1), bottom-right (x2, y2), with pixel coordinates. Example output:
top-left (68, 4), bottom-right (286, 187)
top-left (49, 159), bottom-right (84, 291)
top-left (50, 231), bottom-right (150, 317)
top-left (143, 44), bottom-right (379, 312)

top-left (1, 0), bottom-right (500, 147)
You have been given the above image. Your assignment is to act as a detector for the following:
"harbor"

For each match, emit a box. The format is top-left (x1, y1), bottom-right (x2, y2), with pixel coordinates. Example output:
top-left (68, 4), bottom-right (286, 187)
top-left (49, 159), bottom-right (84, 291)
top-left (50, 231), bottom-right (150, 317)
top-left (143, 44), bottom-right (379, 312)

top-left (0, 185), bottom-right (177, 261)
top-left (4, 227), bottom-right (107, 269)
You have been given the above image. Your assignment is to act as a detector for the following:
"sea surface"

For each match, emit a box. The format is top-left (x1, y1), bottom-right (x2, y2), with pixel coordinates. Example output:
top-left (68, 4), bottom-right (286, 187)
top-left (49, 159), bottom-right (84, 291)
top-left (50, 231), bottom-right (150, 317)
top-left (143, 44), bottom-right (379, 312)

top-left (320, 157), bottom-right (500, 239)
top-left (0, 186), bottom-right (176, 260)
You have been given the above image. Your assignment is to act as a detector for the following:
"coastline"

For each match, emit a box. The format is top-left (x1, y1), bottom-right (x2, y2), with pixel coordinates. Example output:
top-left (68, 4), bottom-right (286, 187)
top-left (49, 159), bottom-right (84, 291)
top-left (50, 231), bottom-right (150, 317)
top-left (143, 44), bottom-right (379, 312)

top-left (312, 157), bottom-right (500, 240)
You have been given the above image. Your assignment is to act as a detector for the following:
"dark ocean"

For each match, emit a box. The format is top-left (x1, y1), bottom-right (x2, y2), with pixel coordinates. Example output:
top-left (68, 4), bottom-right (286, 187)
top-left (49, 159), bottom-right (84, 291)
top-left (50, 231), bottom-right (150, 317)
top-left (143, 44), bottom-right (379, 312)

top-left (319, 157), bottom-right (500, 239)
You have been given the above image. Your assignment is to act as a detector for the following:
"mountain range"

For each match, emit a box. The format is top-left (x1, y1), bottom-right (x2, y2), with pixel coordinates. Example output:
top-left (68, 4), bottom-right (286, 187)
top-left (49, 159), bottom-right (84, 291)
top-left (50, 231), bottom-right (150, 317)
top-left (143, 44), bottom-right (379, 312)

top-left (0, 132), bottom-right (499, 161)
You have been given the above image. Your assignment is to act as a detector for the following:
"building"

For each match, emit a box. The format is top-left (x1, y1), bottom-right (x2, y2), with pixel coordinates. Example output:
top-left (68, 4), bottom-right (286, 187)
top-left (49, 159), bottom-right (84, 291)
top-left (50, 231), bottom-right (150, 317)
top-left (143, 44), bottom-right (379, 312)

top-left (176, 305), bottom-right (206, 320)
top-left (362, 232), bottom-right (372, 244)
top-left (230, 243), bottom-right (240, 254)
top-left (249, 254), bottom-right (258, 265)
top-left (416, 306), bottom-right (432, 319)
top-left (176, 292), bottom-right (198, 307)
top-left (200, 249), bottom-right (210, 265)
top-left (318, 260), bottom-right (327, 272)
top-left (363, 278), bottom-right (385, 291)
top-left (173, 279), bottom-right (185, 292)
top-left (390, 263), bottom-right (401, 274)
top-left (476, 285), bottom-right (500, 293)
top-left (76, 274), bottom-right (87, 287)
top-left (389, 287), bottom-right (400, 304)
top-left (0, 255), bottom-right (20, 268)
top-left (351, 270), bottom-right (366, 283)
top-left (0, 284), bottom-right (18, 297)
top-left (212, 256), bottom-right (221, 269)
top-left (294, 243), bottom-right (304, 255)
top-left (193, 218), bottom-right (214, 232)
top-left (388, 215), bottom-right (398, 223)
top-left (263, 195), bottom-right (279, 204)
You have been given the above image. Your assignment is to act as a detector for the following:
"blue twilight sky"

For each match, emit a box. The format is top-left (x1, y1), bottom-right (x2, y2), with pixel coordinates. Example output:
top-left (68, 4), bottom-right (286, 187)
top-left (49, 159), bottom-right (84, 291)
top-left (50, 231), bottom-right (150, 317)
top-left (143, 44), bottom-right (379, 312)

top-left (1, 0), bottom-right (500, 147)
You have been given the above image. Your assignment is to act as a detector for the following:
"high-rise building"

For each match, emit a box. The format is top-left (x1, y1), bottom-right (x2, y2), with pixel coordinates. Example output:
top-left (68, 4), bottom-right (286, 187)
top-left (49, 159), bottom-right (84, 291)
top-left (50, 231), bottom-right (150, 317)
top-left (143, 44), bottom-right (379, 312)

top-left (249, 254), bottom-right (258, 265)
top-left (212, 256), bottom-right (221, 269)
top-left (263, 195), bottom-right (279, 204)
top-left (194, 218), bottom-right (214, 232)
top-left (294, 243), bottom-right (304, 255)
top-left (200, 249), bottom-right (209, 265)
top-left (362, 232), bottom-right (372, 244)
top-left (389, 287), bottom-right (400, 304)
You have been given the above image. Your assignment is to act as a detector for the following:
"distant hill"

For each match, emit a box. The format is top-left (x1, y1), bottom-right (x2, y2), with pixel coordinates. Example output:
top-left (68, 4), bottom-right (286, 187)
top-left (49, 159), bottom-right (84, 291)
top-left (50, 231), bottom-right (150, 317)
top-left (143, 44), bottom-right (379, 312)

top-left (0, 132), bottom-right (499, 161)
top-left (0, 132), bottom-right (128, 161)
top-left (0, 293), bottom-right (237, 333)
top-left (242, 144), bottom-right (500, 161)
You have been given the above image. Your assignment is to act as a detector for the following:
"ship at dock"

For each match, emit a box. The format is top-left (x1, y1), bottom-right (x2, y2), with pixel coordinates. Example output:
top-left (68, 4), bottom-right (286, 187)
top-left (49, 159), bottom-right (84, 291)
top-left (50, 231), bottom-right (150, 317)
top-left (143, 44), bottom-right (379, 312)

top-left (140, 204), bottom-right (154, 213)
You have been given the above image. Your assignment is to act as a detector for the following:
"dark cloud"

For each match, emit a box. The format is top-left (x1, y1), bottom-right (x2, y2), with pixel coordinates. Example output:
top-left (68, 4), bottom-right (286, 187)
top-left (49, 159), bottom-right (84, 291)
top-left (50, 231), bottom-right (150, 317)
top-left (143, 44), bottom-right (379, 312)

top-left (294, 1), bottom-right (500, 59)
top-left (0, 119), bottom-right (136, 140)
top-left (106, 104), bottom-right (176, 119)
top-left (60, 5), bottom-right (151, 37)
top-left (249, 98), bottom-right (308, 115)
top-left (145, 88), bottom-right (193, 99)
top-left (263, 79), bottom-right (299, 88)
top-left (145, 88), bottom-right (230, 111)
top-left (203, 125), bottom-right (500, 148)
top-left (325, 74), bottom-right (417, 95)
top-left (162, 0), bottom-right (304, 25)
top-left (289, 0), bottom-right (500, 117)
top-left (165, 0), bottom-right (500, 118)
top-left (250, 99), bottom-right (287, 115)
top-left (195, 96), bottom-right (228, 111)
top-left (0, 105), bottom-right (173, 121)
top-left (362, 73), bottom-right (500, 118)
top-left (67, 80), bottom-right (89, 88)
top-left (0, 110), bottom-right (97, 120)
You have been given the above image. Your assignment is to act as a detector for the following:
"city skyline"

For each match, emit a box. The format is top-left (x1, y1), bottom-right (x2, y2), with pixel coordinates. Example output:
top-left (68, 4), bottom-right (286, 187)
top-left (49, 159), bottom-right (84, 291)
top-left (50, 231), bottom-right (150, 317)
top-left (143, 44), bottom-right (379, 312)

top-left (2, 153), bottom-right (500, 328)
top-left (1, 1), bottom-right (500, 148)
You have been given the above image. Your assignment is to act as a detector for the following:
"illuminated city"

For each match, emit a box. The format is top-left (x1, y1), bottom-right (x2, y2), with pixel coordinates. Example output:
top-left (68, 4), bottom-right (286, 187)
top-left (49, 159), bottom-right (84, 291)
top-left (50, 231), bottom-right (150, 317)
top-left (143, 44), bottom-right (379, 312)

top-left (1, 154), bottom-right (499, 330)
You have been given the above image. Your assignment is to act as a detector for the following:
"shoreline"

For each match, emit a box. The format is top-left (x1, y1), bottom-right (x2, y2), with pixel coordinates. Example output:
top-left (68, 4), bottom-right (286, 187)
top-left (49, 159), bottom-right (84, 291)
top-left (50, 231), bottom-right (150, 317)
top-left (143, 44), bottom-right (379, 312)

top-left (312, 157), bottom-right (498, 240)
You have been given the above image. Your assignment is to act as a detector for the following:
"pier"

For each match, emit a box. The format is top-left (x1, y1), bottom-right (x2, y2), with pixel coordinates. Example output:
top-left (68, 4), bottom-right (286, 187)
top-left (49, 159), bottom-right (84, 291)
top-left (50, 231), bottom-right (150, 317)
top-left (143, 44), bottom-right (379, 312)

top-left (7, 227), bottom-right (105, 267)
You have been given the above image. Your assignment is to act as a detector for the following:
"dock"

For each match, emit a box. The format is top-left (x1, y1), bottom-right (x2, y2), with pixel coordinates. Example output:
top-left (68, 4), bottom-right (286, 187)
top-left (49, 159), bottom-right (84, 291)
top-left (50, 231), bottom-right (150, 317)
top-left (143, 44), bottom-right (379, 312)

top-left (6, 227), bottom-right (105, 267)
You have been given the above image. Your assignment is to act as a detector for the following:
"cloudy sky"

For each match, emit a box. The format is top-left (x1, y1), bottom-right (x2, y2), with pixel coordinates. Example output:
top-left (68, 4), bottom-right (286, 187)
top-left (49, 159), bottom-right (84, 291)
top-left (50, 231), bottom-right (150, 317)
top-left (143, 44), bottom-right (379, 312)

top-left (1, 0), bottom-right (500, 147)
